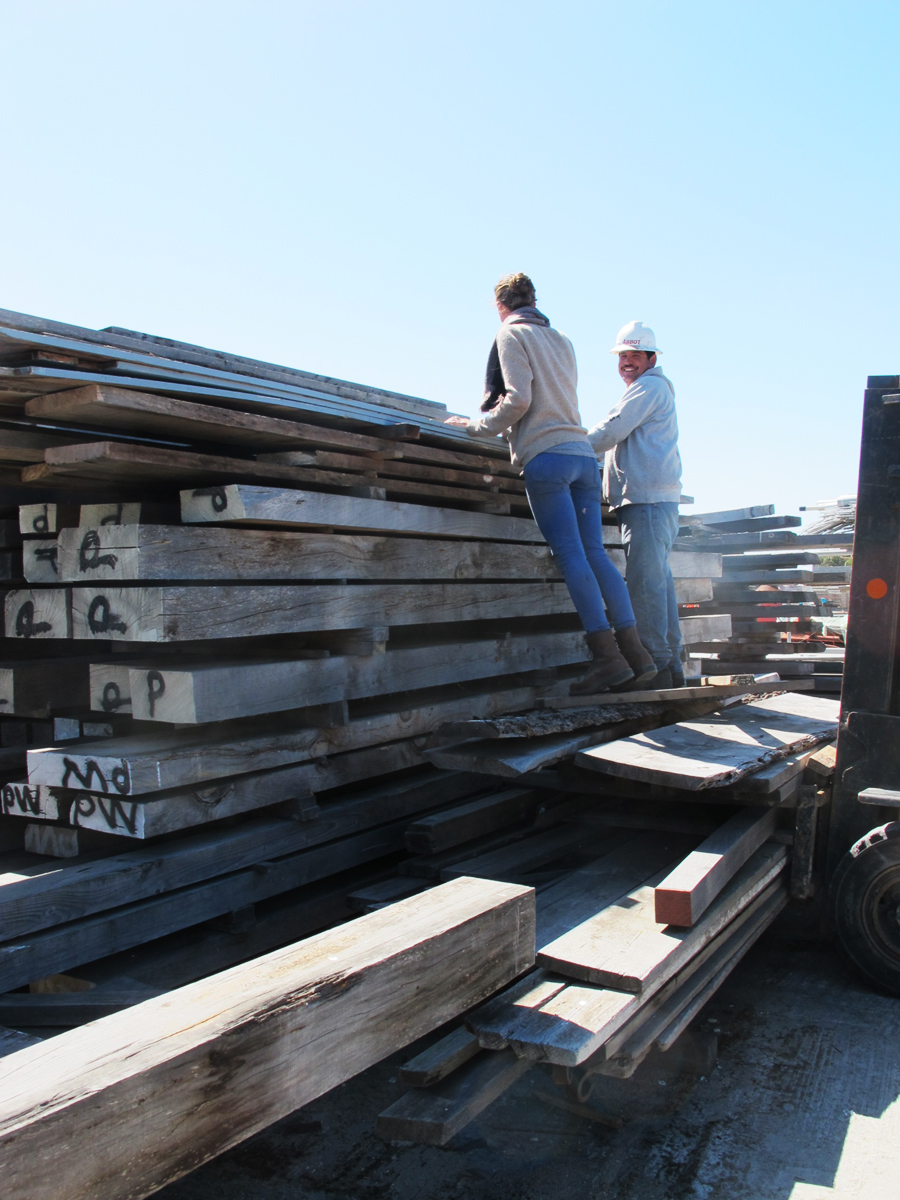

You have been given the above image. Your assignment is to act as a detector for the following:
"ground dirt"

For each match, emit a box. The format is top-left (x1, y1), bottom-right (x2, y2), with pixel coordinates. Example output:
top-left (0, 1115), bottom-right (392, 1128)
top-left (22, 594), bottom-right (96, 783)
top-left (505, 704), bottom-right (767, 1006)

top-left (158, 924), bottom-right (900, 1200)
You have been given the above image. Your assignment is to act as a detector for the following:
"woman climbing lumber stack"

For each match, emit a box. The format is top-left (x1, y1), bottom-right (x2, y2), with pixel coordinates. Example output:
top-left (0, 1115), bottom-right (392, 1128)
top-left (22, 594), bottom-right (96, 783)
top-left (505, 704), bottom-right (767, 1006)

top-left (446, 272), bottom-right (656, 696)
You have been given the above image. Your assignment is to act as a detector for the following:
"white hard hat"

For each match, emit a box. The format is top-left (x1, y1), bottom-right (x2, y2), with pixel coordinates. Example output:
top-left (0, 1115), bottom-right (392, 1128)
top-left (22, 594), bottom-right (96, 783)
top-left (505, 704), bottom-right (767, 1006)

top-left (610, 320), bottom-right (662, 355)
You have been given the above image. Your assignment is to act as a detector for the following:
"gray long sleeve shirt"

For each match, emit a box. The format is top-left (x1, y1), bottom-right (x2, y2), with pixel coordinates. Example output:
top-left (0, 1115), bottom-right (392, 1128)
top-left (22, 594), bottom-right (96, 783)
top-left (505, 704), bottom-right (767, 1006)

top-left (466, 318), bottom-right (592, 471)
top-left (587, 365), bottom-right (682, 506)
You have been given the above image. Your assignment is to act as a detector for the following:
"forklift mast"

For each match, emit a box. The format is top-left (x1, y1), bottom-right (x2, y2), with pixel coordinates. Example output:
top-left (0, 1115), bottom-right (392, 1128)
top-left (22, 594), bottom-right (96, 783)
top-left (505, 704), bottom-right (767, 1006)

top-left (828, 374), bottom-right (900, 993)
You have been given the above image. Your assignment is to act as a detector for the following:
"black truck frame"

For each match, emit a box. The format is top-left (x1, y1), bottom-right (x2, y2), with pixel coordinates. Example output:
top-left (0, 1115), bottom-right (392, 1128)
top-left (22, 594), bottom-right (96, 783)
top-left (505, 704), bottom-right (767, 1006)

top-left (827, 373), bottom-right (900, 992)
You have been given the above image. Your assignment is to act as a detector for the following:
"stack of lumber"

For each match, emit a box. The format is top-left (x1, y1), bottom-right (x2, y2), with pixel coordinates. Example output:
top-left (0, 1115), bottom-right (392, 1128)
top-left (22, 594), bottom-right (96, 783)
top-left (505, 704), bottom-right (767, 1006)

top-left (376, 693), bottom-right (839, 1145)
top-left (675, 503), bottom-right (851, 695)
top-left (0, 307), bottom-right (625, 993)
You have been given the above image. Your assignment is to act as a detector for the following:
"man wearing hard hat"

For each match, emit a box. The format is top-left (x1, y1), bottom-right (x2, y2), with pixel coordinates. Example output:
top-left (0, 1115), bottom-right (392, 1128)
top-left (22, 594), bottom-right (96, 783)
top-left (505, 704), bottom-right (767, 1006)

top-left (587, 321), bottom-right (684, 688)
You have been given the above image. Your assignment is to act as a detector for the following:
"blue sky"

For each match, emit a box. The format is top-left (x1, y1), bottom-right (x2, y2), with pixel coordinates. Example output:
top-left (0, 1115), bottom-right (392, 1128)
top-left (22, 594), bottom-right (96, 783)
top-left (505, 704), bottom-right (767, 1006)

top-left (1, 1), bottom-right (897, 517)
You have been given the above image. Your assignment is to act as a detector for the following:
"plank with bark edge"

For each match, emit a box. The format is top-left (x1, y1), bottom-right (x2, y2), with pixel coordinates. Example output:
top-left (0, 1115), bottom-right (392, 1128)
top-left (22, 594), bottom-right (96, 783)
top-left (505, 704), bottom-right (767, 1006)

top-left (575, 693), bottom-right (839, 789)
top-left (26, 682), bottom-right (546, 794)
top-left (0, 877), bottom-right (535, 1200)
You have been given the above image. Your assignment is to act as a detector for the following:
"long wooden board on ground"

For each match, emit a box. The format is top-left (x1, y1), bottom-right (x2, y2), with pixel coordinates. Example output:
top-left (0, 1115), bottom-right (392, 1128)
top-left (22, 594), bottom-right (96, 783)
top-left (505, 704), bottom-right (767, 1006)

top-left (116, 630), bottom-right (586, 725)
top-left (0, 877), bottom-right (535, 1200)
top-left (61, 581), bottom-right (573, 642)
top-left (179, 482), bottom-right (545, 542)
top-left (26, 682), bottom-right (547, 794)
top-left (652, 808), bottom-right (777, 925)
top-left (57, 524), bottom-right (561, 584)
top-left (576, 693), bottom-right (839, 789)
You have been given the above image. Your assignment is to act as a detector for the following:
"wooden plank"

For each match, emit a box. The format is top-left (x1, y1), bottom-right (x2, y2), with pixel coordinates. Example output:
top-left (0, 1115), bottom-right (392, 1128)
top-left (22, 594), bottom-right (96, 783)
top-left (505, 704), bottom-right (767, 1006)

top-left (376, 1049), bottom-right (530, 1146)
top-left (467, 858), bottom-right (787, 1068)
top-left (599, 882), bottom-right (786, 1070)
top-left (678, 613), bottom-right (732, 643)
top-left (536, 843), bottom-right (787, 992)
top-left (121, 631), bottom-right (586, 725)
top-left (27, 683), bottom-right (544, 794)
top-left (22, 539), bottom-right (58, 584)
top-left (25, 383), bottom-right (396, 453)
top-left (653, 808), bottom-right (778, 925)
top-left (398, 1025), bottom-right (482, 1086)
top-left (58, 523), bottom-right (560, 584)
top-left (668, 550), bottom-right (722, 578)
top-left (576, 694), bottom-right (840, 789)
top-left (541, 679), bottom-right (814, 710)
top-left (673, 578), bottom-right (713, 604)
top-left (180, 483), bottom-right (544, 542)
top-left (78, 501), bottom-right (178, 528)
top-left (426, 727), bottom-right (653, 778)
top-left (19, 503), bottom-right (76, 536)
top-left (405, 788), bottom-right (541, 854)
top-left (440, 825), bottom-right (585, 882)
top-left (0, 985), bottom-right (161, 1026)
top-left (535, 832), bottom-right (697, 949)
top-left (722, 552), bottom-right (822, 570)
top-left (0, 877), bottom-right (535, 1200)
top-left (0, 429), bottom-right (90, 463)
top-left (4, 765), bottom-right (478, 842)
top-left (681, 504), bottom-right (774, 526)
top-left (26, 441), bottom-right (533, 512)
top-left (2, 589), bottom-right (69, 640)
top-left (0, 1028), bottom-right (41, 1058)
top-left (0, 819), bottom-right (418, 994)
top-left (67, 581), bottom-right (574, 642)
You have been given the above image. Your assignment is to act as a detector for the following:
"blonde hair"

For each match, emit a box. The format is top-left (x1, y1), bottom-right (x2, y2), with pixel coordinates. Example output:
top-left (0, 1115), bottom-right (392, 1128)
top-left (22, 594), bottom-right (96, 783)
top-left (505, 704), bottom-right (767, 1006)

top-left (494, 272), bottom-right (536, 311)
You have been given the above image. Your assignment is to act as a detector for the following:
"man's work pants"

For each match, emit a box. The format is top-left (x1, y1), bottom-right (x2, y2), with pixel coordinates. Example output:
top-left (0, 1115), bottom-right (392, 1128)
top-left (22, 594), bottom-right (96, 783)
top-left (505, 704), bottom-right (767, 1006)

top-left (619, 501), bottom-right (683, 673)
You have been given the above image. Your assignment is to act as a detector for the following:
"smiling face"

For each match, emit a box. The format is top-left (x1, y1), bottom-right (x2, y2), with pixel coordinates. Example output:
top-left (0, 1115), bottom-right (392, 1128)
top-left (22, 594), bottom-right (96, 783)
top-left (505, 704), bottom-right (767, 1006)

top-left (618, 350), bottom-right (657, 386)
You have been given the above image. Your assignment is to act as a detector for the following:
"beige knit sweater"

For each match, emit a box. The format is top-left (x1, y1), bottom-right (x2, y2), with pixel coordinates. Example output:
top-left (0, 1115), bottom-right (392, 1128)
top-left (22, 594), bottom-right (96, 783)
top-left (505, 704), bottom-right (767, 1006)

top-left (466, 318), bottom-right (591, 471)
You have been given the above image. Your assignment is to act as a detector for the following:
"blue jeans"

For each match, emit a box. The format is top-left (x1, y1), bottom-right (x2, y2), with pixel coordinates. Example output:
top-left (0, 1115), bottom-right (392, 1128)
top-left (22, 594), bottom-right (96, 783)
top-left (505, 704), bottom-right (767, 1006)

top-left (619, 502), bottom-right (683, 671)
top-left (523, 452), bottom-right (636, 634)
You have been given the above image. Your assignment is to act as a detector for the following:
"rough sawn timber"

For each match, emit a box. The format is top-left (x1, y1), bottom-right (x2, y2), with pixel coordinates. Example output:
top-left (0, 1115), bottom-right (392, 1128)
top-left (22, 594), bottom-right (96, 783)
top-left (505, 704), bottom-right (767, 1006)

top-left (122, 631), bottom-right (587, 724)
top-left (57, 523), bottom-right (560, 584)
top-left (179, 482), bottom-right (545, 542)
top-left (66, 580), bottom-right (574, 642)
top-left (653, 807), bottom-right (778, 926)
top-left (0, 876), bottom-right (535, 1200)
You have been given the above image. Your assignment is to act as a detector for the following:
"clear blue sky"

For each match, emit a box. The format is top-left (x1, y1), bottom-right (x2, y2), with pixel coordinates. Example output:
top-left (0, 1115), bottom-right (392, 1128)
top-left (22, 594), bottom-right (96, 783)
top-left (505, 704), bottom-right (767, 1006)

top-left (2, 1), bottom-right (897, 517)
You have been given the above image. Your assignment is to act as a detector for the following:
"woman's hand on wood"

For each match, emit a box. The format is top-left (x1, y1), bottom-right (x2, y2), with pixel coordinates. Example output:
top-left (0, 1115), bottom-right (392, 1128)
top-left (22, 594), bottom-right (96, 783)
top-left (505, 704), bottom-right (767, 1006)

top-left (443, 415), bottom-right (470, 427)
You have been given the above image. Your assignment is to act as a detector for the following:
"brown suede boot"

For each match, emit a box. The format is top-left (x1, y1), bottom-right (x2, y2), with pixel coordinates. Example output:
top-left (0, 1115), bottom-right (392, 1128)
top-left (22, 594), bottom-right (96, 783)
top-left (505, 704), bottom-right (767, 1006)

top-left (614, 626), bottom-right (658, 686)
top-left (569, 629), bottom-right (634, 695)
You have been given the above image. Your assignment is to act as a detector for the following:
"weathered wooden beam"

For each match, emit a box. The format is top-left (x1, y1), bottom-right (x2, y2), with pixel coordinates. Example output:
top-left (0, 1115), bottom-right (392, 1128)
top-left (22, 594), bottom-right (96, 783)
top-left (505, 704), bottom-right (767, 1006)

top-left (119, 631), bottom-right (586, 724)
top-left (180, 482), bottom-right (545, 542)
top-left (58, 523), bottom-right (562, 584)
top-left (0, 876), bottom-right (535, 1200)
top-left (64, 581), bottom-right (573, 642)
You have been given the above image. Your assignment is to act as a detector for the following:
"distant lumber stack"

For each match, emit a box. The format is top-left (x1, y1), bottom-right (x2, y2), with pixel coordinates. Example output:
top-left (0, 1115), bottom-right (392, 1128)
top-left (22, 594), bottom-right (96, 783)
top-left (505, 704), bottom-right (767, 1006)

top-left (675, 503), bottom-right (850, 696)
